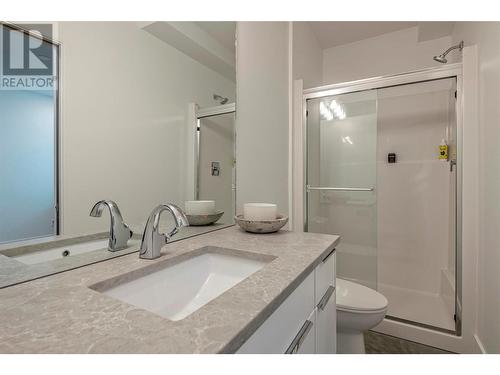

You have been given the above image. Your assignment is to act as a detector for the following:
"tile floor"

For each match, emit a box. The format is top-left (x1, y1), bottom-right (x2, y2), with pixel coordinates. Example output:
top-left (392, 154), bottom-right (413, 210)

top-left (364, 331), bottom-right (455, 354)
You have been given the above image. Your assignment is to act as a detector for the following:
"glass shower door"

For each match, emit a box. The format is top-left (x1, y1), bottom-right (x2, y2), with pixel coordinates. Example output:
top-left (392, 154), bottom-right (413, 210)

top-left (375, 78), bottom-right (457, 332)
top-left (306, 90), bottom-right (378, 289)
top-left (306, 77), bottom-right (458, 333)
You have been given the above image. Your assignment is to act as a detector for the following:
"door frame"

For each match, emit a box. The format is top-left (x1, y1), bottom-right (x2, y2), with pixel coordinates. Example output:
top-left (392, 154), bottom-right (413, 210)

top-left (196, 104), bottom-right (236, 204)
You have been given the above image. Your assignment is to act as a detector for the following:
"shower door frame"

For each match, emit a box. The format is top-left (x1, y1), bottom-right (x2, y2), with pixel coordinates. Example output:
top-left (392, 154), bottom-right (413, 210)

top-left (301, 63), bottom-right (463, 336)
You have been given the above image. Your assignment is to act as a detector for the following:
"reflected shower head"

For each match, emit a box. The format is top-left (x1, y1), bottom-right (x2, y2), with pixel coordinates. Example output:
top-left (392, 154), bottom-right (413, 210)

top-left (433, 41), bottom-right (464, 64)
top-left (433, 55), bottom-right (448, 64)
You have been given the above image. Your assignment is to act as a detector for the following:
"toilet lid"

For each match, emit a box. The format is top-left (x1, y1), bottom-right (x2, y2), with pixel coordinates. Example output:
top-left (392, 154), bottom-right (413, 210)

top-left (336, 278), bottom-right (388, 312)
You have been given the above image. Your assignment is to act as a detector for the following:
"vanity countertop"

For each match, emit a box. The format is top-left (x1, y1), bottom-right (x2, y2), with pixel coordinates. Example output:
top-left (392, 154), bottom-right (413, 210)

top-left (0, 223), bottom-right (232, 288)
top-left (0, 227), bottom-right (339, 353)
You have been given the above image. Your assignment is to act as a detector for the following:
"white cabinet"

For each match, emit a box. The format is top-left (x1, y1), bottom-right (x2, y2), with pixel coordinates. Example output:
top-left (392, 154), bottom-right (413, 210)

top-left (316, 288), bottom-right (336, 354)
top-left (315, 248), bottom-right (336, 305)
top-left (315, 249), bottom-right (336, 354)
top-left (237, 249), bottom-right (336, 354)
top-left (293, 310), bottom-right (316, 354)
top-left (236, 271), bottom-right (315, 354)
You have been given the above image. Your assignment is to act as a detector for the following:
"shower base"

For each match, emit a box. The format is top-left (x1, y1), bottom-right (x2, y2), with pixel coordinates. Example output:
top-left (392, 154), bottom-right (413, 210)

top-left (378, 283), bottom-right (455, 331)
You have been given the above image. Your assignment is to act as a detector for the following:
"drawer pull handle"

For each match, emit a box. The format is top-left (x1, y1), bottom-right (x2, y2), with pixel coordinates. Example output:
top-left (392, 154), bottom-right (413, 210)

top-left (285, 319), bottom-right (313, 354)
top-left (317, 285), bottom-right (335, 311)
top-left (322, 248), bottom-right (335, 263)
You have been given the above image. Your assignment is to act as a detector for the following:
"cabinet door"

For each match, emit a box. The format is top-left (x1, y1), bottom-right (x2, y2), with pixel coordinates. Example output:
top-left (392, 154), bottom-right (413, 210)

top-left (288, 310), bottom-right (316, 354)
top-left (316, 287), bottom-right (336, 354)
top-left (237, 272), bottom-right (315, 353)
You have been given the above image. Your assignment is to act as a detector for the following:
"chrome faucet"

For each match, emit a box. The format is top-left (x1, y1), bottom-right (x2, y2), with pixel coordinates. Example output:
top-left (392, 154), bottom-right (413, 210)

top-left (140, 204), bottom-right (189, 260)
top-left (90, 200), bottom-right (133, 251)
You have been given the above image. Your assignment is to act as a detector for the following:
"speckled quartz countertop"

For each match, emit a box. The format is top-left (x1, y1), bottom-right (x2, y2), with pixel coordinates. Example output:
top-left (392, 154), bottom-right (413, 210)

top-left (0, 223), bottom-right (232, 288)
top-left (0, 227), bottom-right (339, 354)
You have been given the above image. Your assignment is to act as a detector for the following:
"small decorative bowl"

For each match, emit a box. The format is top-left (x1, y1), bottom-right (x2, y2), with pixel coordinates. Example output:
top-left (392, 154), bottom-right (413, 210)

top-left (186, 211), bottom-right (224, 226)
top-left (235, 214), bottom-right (289, 234)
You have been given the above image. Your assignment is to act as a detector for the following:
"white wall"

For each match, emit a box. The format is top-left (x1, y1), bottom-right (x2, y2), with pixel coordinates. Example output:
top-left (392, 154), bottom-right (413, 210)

top-left (58, 22), bottom-right (235, 236)
top-left (289, 22), bottom-right (324, 230)
top-left (292, 22), bottom-right (323, 89)
top-left (452, 21), bottom-right (500, 354)
top-left (323, 27), bottom-right (452, 84)
top-left (236, 22), bottom-right (289, 216)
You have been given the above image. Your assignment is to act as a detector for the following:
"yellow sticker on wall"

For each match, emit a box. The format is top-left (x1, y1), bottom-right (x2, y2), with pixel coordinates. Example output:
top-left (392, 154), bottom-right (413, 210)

top-left (439, 139), bottom-right (448, 160)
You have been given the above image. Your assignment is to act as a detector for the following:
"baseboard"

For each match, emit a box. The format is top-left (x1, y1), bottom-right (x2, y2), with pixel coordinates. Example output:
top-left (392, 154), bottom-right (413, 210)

top-left (473, 334), bottom-right (487, 354)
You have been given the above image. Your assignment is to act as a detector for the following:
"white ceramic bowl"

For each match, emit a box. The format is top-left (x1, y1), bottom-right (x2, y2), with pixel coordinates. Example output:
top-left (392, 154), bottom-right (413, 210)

top-left (234, 214), bottom-right (288, 234)
top-left (186, 211), bottom-right (224, 226)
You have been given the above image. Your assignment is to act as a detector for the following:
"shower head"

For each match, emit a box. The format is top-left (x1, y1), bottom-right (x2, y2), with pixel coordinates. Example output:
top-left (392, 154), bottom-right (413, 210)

top-left (433, 55), bottom-right (448, 64)
top-left (213, 94), bottom-right (229, 105)
top-left (433, 41), bottom-right (464, 64)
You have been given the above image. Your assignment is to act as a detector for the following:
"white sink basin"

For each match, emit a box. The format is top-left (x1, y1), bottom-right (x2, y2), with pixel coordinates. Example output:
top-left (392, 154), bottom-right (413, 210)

top-left (101, 252), bottom-right (268, 321)
top-left (13, 239), bottom-right (141, 265)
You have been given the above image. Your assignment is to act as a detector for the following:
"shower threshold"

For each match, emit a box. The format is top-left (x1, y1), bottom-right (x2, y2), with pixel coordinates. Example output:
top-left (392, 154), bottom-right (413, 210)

top-left (378, 283), bottom-right (456, 333)
top-left (384, 316), bottom-right (456, 336)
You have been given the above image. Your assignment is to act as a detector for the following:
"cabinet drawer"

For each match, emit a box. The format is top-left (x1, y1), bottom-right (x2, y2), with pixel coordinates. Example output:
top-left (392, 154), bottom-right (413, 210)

top-left (236, 271), bottom-right (315, 353)
top-left (315, 248), bottom-right (335, 305)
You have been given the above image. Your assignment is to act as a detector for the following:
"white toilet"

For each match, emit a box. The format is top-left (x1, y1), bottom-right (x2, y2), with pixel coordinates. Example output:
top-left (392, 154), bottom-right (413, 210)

top-left (336, 278), bottom-right (388, 354)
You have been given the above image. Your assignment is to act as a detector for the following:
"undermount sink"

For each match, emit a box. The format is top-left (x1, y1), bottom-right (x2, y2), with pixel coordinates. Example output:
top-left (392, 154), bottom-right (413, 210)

top-left (99, 250), bottom-right (270, 321)
top-left (12, 239), bottom-right (141, 265)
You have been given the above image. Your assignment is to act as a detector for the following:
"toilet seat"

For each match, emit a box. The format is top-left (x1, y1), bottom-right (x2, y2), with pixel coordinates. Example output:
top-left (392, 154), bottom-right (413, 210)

top-left (336, 278), bottom-right (388, 313)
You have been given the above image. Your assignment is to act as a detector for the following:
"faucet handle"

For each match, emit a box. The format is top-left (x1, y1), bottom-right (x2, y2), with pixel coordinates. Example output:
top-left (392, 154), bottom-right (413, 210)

top-left (165, 204), bottom-right (189, 238)
top-left (90, 200), bottom-right (133, 251)
top-left (123, 222), bottom-right (134, 239)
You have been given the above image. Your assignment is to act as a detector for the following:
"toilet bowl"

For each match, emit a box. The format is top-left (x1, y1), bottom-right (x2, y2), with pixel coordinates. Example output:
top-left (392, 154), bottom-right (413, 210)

top-left (336, 278), bottom-right (388, 354)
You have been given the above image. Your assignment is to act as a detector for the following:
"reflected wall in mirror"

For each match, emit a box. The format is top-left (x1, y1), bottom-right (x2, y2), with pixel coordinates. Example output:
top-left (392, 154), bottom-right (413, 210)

top-left (0, 21), bottom-right (236, 288)
top-left (197, 105), bottom-right (236, 224)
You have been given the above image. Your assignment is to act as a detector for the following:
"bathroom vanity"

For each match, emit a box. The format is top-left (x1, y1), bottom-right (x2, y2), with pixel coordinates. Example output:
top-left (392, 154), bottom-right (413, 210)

top-left (0, 224), bottom-right (232, 288)
top-left (237, 243), bottom-right (336, 354)
top-left (0, 227), bottom-right (338, 354)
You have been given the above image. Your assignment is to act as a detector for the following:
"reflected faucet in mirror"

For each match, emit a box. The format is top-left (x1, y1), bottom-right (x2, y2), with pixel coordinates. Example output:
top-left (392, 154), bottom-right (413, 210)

top-left (140, 204), bottom-right (189, 260)
top-left (89, 200), bottom-right (133, 251)
top-left (0, 21), bottom-right (236, 289)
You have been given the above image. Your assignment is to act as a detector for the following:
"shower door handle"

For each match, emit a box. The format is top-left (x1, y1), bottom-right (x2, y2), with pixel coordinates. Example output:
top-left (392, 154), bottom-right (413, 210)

top-left (306, 185), bottom-right (375, 192)
top-left (450, 160), bottom-right (457, 172)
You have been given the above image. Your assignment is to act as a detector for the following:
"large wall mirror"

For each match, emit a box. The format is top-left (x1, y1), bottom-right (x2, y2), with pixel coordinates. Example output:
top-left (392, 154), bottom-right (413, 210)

top-left (0, 21), bottom-right (236, 288)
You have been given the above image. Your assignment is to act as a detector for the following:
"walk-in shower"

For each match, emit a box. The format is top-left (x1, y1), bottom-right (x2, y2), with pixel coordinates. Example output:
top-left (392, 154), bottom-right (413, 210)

top-left (304, 65), bottom-right (462, 335)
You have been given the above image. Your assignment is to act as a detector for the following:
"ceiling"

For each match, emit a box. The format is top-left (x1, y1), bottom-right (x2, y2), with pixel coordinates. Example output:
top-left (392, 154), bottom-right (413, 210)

top-left (195, 22), bottom-right (236, 54)
top-left (307, 21), bottom-right (455, 49)
top-left (142, 21), bottom-right (236, 81)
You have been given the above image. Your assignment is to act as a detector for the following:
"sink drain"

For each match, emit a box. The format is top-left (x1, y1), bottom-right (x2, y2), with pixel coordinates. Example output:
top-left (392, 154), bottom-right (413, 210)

top-left (62, 250), bottom-right (70, 257)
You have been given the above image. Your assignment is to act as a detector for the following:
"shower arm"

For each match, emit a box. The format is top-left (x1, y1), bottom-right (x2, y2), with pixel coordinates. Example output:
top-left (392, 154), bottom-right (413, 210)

top-left (440, 41), bottom-right (464, 59)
